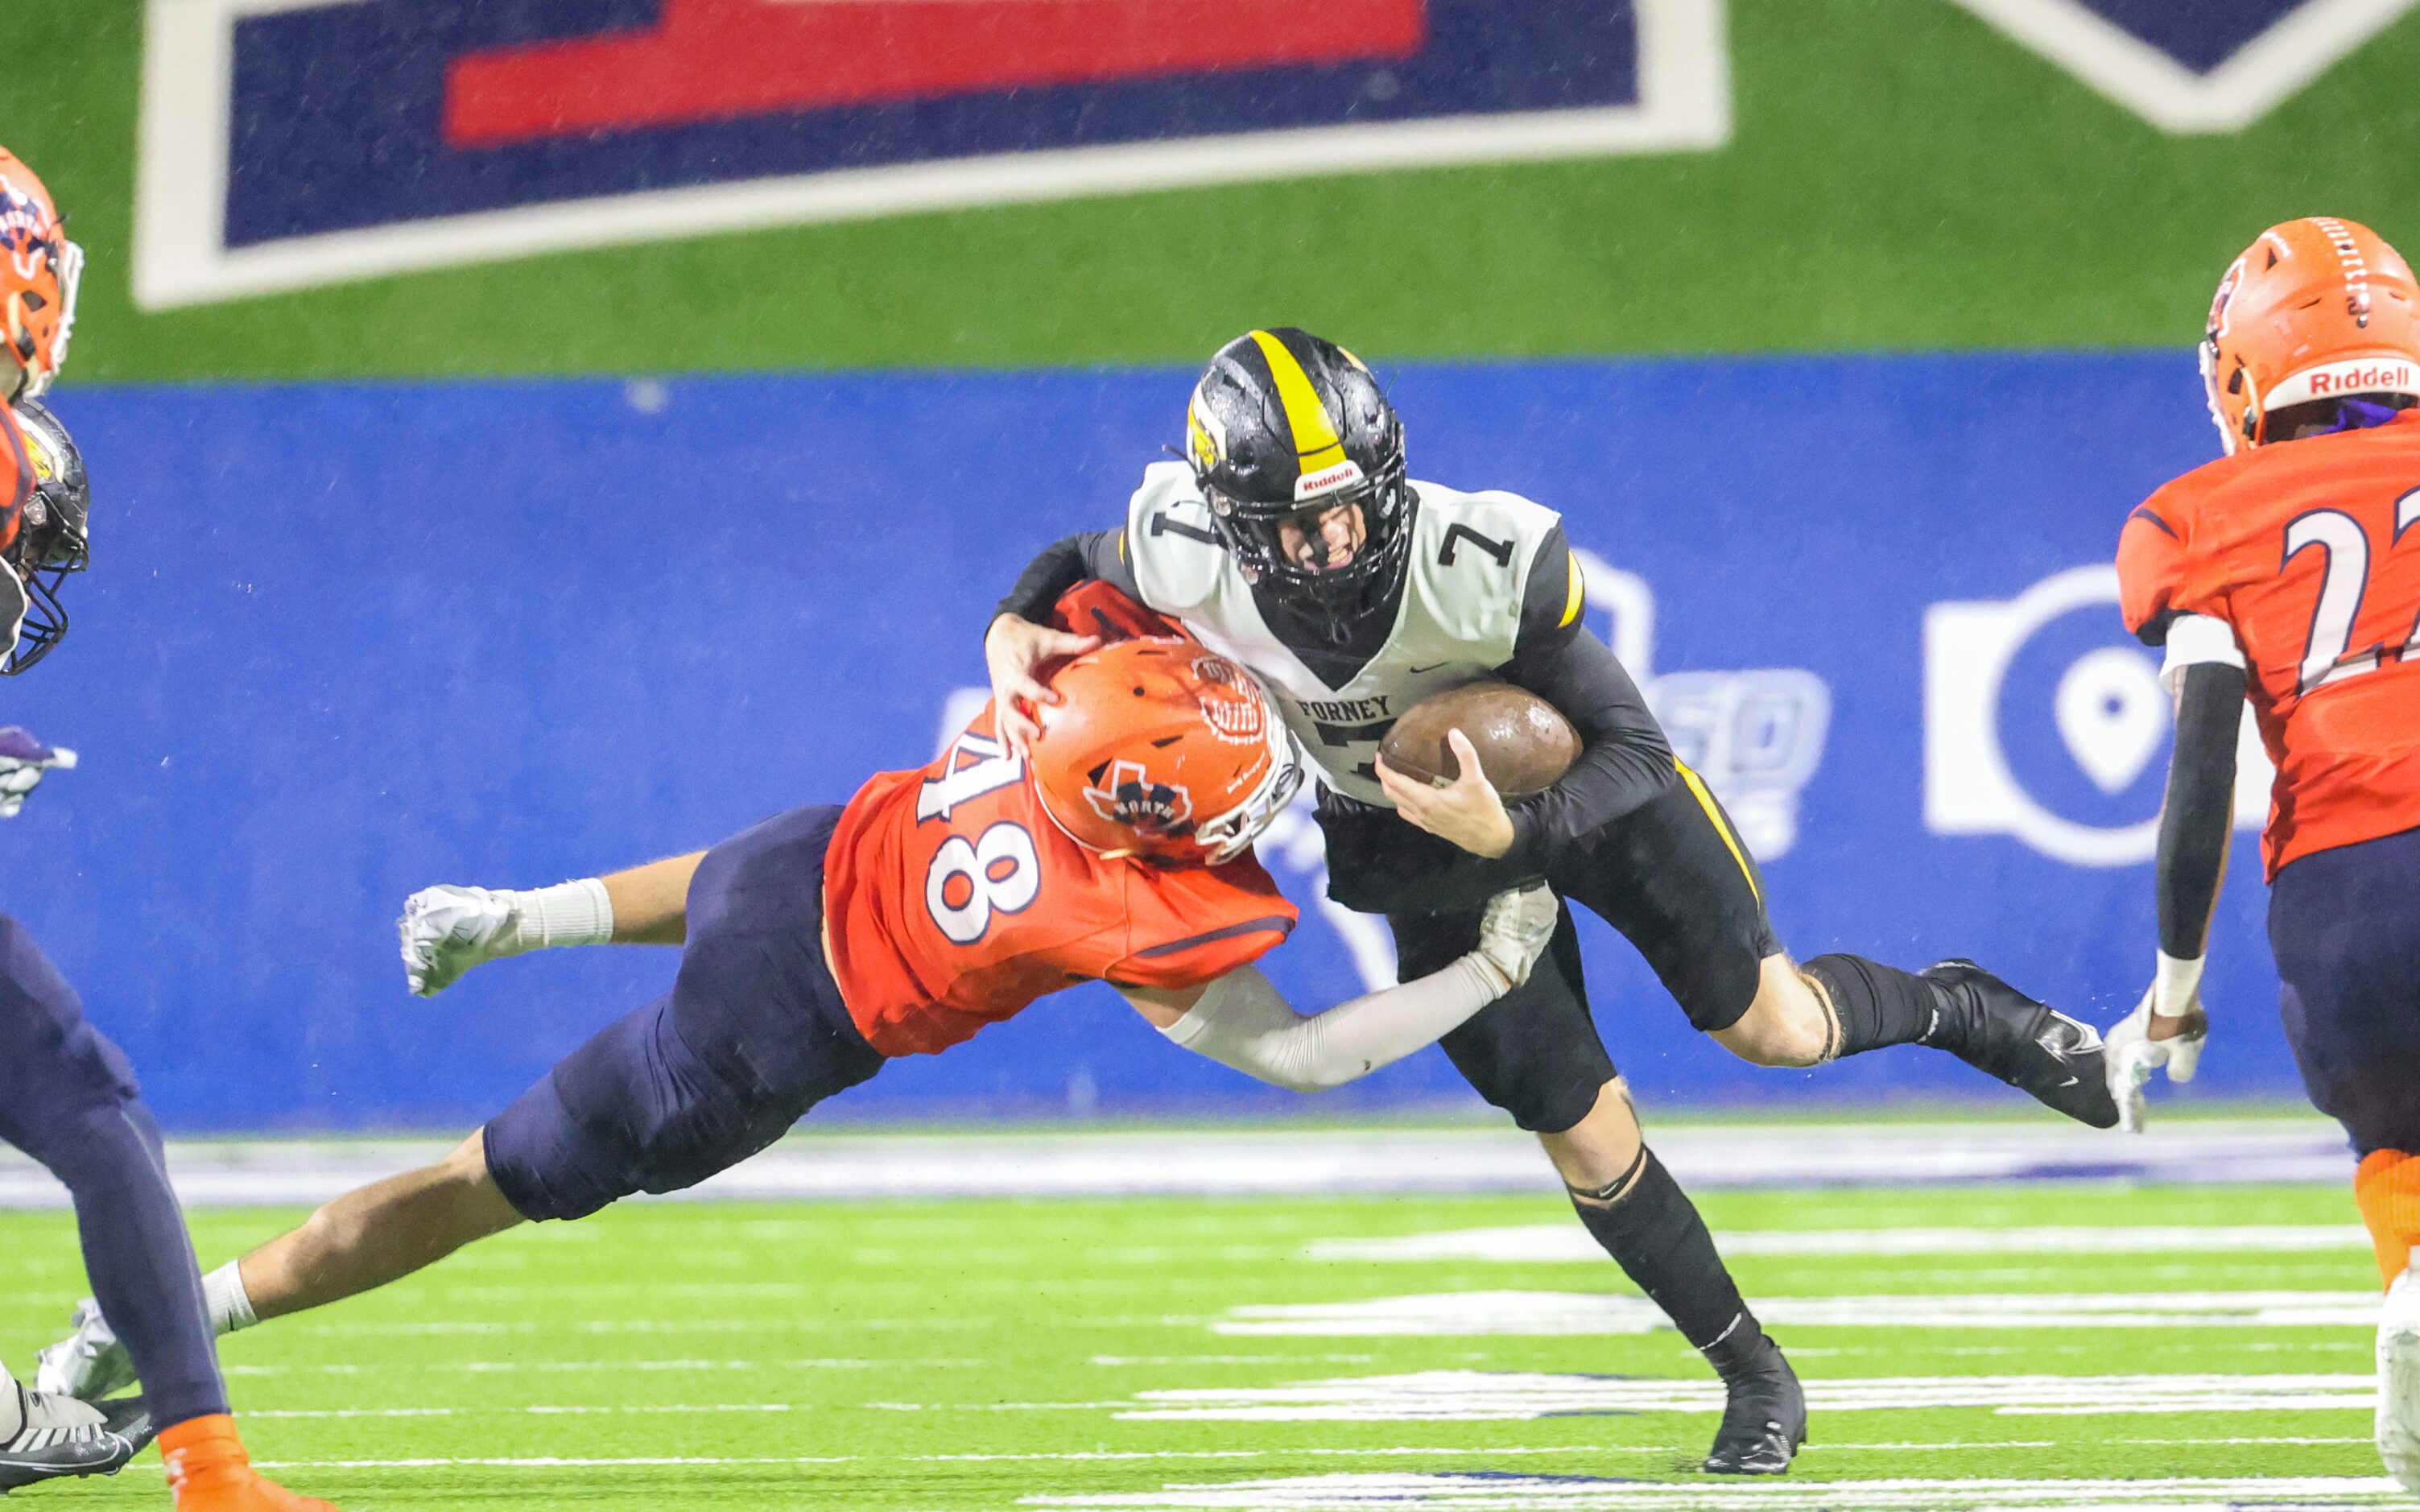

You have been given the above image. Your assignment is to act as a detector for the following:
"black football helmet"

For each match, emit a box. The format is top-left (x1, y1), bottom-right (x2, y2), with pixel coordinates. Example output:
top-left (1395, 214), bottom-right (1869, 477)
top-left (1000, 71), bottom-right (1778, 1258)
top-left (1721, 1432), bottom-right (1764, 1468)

top-left (2, 399), bottom-right (89, 675)
top-left (1185, 328), bottom-right (1411, 629)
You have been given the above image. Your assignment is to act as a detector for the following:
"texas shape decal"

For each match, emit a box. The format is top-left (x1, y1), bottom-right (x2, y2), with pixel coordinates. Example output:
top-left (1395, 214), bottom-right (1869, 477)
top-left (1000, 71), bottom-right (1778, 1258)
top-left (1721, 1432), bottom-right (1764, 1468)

top-left (134, 0), bottom-right (1728, 308)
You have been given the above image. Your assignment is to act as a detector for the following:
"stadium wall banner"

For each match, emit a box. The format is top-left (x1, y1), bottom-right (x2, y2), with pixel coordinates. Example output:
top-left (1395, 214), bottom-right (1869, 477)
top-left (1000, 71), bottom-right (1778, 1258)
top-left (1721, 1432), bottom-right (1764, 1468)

top-left (134, 0), bottom-right (1732, 308)
top-left (130, 0), bottom-right (2412, 309)
top-left (6, 352), bottom-right (2306, 1130)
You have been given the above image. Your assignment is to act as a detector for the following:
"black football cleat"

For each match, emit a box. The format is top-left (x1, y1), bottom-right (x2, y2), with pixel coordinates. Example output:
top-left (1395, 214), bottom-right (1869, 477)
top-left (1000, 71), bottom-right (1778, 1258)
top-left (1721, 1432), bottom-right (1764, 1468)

top-left (1701, 1338), bottom-right (1806, 1475)
top-left (1922, 959), bottom-right (2121, 1129)
top-left (0, 1380), bottom-right (144, 1491)
top-left (96, 1396), bottom-right (157, 1460)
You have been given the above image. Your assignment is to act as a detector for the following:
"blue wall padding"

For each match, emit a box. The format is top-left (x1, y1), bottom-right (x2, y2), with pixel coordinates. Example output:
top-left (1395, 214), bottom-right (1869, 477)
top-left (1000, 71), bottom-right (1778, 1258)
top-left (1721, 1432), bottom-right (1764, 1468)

top-left (0, 353), bottom-right (2294, 1130)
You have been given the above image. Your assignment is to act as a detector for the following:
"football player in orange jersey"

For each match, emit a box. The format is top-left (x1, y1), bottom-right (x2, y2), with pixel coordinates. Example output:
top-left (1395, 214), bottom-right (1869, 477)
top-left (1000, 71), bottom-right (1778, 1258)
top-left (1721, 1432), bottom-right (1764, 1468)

top-left (2111, 215), bottom-right (2420, 1490)
top-left (0, 145), bottom-right (339, 1512)
top-left (40, 593), bottom-right (1557, 1411)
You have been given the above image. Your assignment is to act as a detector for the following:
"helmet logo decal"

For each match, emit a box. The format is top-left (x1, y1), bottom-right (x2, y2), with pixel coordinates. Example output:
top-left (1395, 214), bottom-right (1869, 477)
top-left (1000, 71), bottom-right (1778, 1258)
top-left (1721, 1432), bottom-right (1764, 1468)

top-left (2311, 216), bottom-right (2375, 326)
top-left (1186, 390), bottom-right (1225, 474)
top-left (1189, 655), bottom-right (1270, 745)
top-left (1084, 758), bottom-right (1194, 836)
top-left (0, 180), bottom-right (49, 288)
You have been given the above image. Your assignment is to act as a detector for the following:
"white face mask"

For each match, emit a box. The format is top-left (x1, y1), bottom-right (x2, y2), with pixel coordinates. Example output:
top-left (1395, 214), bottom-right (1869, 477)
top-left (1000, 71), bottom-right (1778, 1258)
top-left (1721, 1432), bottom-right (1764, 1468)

top-left (0, 559), bottom-right (24, 664)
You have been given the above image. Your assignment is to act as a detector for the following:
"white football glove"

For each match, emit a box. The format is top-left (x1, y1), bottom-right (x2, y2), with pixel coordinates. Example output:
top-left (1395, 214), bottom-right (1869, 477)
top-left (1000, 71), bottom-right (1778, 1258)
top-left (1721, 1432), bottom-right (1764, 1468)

top-left (0, 728), bottom-right (74, 819)
top-left (1472, 882), bottom-right (1560, 993)
top-left (398, 885), bottom-right (521, 998)
top-left (2105, 959), bottom-right (2209, 1134)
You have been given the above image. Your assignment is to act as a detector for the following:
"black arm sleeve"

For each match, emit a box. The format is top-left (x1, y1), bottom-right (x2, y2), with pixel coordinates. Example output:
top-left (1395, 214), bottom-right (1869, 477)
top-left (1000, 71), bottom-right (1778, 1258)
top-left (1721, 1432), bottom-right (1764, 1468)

top-left (1489, 530), bottom-right (1675, 873)
top-left (2155, 662), bottom-right (2245, 960)
top-left (991, 530), bottom-right (1138, 623)
top-left (1496, 626), bottom-right (1676, 872)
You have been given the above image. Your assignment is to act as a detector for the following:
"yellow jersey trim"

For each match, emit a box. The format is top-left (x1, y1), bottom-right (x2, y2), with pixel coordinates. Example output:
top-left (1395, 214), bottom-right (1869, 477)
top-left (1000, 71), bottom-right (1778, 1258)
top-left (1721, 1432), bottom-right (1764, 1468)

top-left (1678, 761), bottom-right (1760, 902)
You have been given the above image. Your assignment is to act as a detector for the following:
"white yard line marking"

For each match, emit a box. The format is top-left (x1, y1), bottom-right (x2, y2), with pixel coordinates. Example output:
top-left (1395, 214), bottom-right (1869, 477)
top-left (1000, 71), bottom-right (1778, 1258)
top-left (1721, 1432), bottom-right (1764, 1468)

top-left (1014, 1472), bottom-right (2413, 1510)
top-left (1117, 1369), bottom-right (2374, 1421)
top-left (1091, 1355), bottom-right (1379, 1366)
top-left (1306, 1225), bottom-right (2371, 1263)
top-left (0, 1119), bottom-right (2352, 1207)
top-left (246, 1403), bottom-right (802, 1419)
top-left (1216, 1290), bottom-right (2383, 1336)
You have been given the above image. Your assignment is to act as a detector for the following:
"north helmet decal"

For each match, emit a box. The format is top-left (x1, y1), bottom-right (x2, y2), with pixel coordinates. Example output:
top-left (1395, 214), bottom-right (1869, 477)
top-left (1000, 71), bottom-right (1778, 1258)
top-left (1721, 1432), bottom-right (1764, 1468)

top-left (1083, 758), bottom-right (1196, 837)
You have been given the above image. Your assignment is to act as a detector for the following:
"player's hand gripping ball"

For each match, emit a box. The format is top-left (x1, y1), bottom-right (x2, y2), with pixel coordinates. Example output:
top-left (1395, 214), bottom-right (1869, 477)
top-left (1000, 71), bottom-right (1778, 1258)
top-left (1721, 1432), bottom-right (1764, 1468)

top-left (1375, 683), bottom-right (1578, 859)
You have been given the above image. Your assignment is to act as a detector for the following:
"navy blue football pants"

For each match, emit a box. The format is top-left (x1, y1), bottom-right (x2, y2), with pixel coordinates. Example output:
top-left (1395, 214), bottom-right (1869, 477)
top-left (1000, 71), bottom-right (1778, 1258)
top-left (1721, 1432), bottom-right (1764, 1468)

top-left (0, 915), bottom-right (228, 1427)
top-left (2270, 826), bottom-right (2420, 1159)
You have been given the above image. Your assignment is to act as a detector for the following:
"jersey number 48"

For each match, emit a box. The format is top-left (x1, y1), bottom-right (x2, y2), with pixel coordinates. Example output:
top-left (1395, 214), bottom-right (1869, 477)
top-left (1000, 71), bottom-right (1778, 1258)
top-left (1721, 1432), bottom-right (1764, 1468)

top-left (918, 733), bottom-right (1039, 944)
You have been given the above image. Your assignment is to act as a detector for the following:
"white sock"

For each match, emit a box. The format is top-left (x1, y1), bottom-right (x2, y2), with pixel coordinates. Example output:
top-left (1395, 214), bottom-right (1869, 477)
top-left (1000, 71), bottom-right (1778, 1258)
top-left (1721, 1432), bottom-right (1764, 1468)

top-left (0, 1374), bottom-right (23, 1443)
top-left (203, 1261), bottom-right (258, 1336)
top-left (504, 878), bottom-right (614, 950)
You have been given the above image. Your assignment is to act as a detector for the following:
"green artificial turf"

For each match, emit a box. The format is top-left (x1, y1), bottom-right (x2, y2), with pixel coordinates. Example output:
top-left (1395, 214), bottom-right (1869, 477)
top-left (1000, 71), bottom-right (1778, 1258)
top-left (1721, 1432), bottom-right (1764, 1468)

top-left (0, 1180), bottom-right (2390, 1508)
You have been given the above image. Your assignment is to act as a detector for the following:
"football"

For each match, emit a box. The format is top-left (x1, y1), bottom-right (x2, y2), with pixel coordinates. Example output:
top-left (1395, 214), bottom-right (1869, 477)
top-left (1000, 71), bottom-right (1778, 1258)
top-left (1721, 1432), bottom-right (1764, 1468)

top-left (1377, 680), bottom-right (1580, 796)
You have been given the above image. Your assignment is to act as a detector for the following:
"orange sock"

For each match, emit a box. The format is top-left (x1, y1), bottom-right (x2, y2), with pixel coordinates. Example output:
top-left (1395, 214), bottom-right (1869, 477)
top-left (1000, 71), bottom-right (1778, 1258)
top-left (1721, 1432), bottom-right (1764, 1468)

top-left (2356, 1149), bottom-right (2420, 1288)
top-left (158, 1415), bottom-right (252, 1497)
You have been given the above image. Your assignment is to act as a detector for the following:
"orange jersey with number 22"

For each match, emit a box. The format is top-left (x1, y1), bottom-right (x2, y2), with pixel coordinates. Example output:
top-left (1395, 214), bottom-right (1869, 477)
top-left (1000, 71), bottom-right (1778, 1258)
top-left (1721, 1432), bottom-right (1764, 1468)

top-left (2119, 411), bottom-right (2420, 877)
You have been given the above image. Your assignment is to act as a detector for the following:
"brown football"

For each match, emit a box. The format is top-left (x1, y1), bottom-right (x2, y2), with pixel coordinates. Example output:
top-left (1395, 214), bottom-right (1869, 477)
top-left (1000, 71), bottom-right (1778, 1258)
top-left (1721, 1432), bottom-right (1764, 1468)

top-left (1377, 681), bottom-right (1580, 796)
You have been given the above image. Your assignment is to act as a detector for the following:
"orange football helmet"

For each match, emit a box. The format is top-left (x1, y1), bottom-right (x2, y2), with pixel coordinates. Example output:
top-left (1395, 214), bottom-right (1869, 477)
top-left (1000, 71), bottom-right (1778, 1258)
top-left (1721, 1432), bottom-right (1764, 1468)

top-left (0, 147), bottom-right (81, 403)
top-left (2201, 217), bottom-right (2420, 453)
top-left (1029, 638), bottom-right (1301, 866)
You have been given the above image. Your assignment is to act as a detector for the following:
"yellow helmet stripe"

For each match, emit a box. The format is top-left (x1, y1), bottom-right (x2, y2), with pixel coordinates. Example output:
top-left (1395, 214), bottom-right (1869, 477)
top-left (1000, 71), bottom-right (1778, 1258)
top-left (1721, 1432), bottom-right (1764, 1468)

top-left (1249, 329), bottom-right (1348, 473)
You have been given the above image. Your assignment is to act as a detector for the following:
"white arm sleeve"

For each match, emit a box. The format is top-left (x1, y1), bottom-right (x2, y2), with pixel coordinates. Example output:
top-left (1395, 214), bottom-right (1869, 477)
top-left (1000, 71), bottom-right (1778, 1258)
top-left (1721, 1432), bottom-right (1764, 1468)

top-left (1156, 957), bottom-right (1502, 1094)
top-left (2159, 613), bottom-right (2246, 694)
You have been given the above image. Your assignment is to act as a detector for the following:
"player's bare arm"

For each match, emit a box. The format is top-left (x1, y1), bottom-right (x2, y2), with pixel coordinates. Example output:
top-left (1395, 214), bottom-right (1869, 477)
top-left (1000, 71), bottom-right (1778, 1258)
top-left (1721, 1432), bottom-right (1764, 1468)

top-left (399, 851), bottom-right (704, 995)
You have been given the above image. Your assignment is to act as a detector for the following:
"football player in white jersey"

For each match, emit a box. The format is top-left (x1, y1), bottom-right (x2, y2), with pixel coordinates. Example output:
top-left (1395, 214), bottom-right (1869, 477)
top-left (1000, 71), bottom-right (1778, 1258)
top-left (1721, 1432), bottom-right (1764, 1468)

top-left (985, 328), bottom-right (2121, 1476)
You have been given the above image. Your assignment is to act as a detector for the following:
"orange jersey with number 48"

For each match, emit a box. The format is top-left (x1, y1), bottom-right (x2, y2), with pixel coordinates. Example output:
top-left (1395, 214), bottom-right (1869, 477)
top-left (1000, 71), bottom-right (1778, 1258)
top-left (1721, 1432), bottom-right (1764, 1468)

top-left (2120, 410), bottom-right (2420, 877)
top-left (821, 701), bottom-right (1298, 1059)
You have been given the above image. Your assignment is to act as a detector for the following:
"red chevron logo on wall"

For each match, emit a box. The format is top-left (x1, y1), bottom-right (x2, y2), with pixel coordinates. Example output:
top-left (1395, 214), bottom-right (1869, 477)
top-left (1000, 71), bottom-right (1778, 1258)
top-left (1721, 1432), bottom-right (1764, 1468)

top-left (446, 0), bottom-right (1429, 147)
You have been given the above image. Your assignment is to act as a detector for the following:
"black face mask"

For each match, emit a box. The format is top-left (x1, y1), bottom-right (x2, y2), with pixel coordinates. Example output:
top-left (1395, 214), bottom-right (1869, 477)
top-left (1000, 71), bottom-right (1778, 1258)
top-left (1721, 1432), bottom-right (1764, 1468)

top-left (0, 560), bottom-right (28, 675)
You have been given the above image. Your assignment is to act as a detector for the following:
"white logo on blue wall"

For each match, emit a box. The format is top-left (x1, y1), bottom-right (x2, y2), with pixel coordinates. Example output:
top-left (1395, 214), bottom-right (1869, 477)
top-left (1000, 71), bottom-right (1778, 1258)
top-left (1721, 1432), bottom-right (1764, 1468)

top-left (1575, 551), bottom-right (1832, 862)
top-left (1924, 564), bottom-right (2269, 867)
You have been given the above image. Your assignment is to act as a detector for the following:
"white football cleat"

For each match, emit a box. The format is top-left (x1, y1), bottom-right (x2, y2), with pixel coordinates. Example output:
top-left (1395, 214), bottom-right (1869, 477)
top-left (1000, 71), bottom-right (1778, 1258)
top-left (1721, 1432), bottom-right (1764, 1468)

top-left (2384, 1253), bottom-right (2420, 1493)
top-left (398, 883), bottom-right (518, 997)
top-left (34, 1299), bottom-right (135, 1403)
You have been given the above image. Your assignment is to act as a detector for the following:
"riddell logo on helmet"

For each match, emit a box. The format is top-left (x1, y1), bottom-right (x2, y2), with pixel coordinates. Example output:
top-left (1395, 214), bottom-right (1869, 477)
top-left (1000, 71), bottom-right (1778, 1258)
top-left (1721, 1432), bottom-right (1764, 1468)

top-left (1295, 461), bottom-right (1365, 501)
top-left (2270, 358), bottom-right (2420, 408)
top-left (2307, 363), bottom-right (2414, 395)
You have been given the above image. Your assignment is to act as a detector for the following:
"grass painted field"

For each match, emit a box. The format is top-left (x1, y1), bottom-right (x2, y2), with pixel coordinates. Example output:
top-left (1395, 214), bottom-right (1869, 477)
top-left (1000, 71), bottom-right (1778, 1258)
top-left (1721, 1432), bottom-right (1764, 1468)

top-left (0, 1175), bottom-right (2398, 1510)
